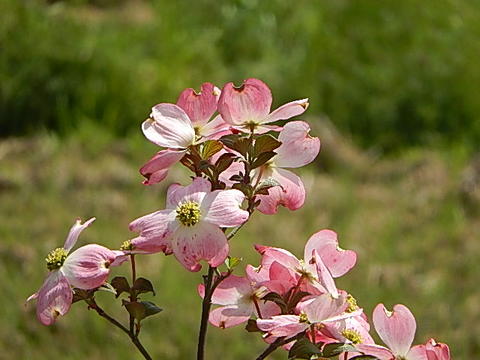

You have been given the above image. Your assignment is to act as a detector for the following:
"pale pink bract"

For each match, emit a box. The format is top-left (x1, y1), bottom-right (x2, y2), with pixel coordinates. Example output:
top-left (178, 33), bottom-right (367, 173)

top-left (218, 78), bottom-right (309, 133)
top-left (356, 304), bottom-right (428, 360)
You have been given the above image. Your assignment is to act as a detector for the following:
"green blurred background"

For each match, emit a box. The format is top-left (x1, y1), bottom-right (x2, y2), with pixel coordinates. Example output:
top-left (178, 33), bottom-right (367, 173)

top-left (1, 0), bottom-right (479, 358)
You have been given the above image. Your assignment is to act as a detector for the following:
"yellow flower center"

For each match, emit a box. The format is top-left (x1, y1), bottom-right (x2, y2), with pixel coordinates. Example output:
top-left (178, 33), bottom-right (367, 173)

top-left (299, 313), bottom-right (309, 323)
top-left (120, 240), bottom-right (134, 251)
top-left (176, 201), bottom-right (201, 227)
top-left (46, 247), bottom-right (68, 271)
top-left (341, 329), bottom-right (362, 344)
top-left (346, 294), bottom-right (359, 313)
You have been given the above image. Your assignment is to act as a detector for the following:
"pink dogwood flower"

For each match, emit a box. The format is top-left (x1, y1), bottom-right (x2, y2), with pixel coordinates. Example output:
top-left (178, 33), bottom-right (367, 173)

top-left (425, 339), bottom-right (450, 360)
top-left (218, 78), bottom-right (309, 133)
top-left (218, 121), bottom-right (320, 214)
top-left (198, 274), bottom-right (280, 329)
top-left (27, 218), bottom-right (123, 325)
top-left (257, 292), bottom-right (361, 338)
top-left (356, 304), bottom-right (427, 360)
top-left (129, 177), bottom-right (249, 271)
top-left (254, 121), bottom-right (320, 214)
top-left (252, 230), bottom-right (357, 296)
top-left (140, 83), bottom-right (230, 185)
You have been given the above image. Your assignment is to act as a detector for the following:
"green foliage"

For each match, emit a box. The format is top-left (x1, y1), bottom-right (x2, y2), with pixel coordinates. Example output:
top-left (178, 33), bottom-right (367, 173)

top-left (2, 0), bottom-right (480, 150)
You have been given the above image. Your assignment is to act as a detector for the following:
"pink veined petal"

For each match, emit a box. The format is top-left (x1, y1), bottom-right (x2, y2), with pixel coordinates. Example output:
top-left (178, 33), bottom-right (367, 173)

top-left (34, 271), bottom-right (72, 326)
top-left (166, 177), bottom-right (211, 208)
top-left (256, 168), bottom-right (306, 214)
top-left (143, 103), bottom-right (195, 148)
top-left (130, 235), bottom-right (173, 255)
top-left (257, 315), bottom-right (308, 337)
top-left (304, 229), bottom-right (357, 278)
top-left (373, 303), bottom-right (417, 357)
top-left (354, 344), bottom-right (394, 360)
top-left (198, 115), bottom-right (233, 140)
top-left (140, 149), bottom-right (185, 185)
top-left (268, 261), bottom-right (297, 292)
top-left (218, 78), bottom-right (272, 126)
top-left (251, 124), bottom-right (283, 134)
top-left (425, 339), bottom-right (450, 360)
top-left (312, 249), bottom-right (339, 298)
top-left (246, 264), bottom-right (270, 284)
top-left (264, 99), bottom-right (309, 124)
top-left (408, 345), bottom-right (428, 360)
top-left (259, 247), bottom-right (301, 272)
top-left (63, 217), bottom-right (96, 253)
top-left (301, 292), bottom-right (348, 324)
top-left (110, 251), bottom-right (130, 267)
top-left (209, 304), bottom-right (253, 329)
top-left (258, 300), bottom-right (282, 319)
top-left (274, 121), bottom-right (320, 168)
top-left (128, 209), bottom-right (177, 254)
top-left (61, 244), bottom-right (117, 290)
top-left (201, 189), bottom-right (249, 227)
top-left (129, 209), bottom-right (177, 236)
top-left (171, 222), bottom-right (229, 272)
top-left (208, 275), bottom-right (252, 305)
top-left (176, 82), bottom-right (219, 126)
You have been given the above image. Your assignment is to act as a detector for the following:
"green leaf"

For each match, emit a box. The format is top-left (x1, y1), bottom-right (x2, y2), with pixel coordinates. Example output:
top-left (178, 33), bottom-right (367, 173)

top-left (198, 160), bottom-right (212, 171)
top-left (288, 338), bottom-right (322, 359)
top-left (321, 343), bottom-right (356, 357)
top-left (225, 256), bottom-right (242, 270)
top-left (255, 177), bottom-right (282, 195)
top-left (253, 134), bottom-right (281, 156)
top-left (220, 134), bottom-right (251, 156)
top-left (110, 276), bottom-right (130, 298)
top-left (245, 319), bottom-right (261, 332)
top-left (98, 282), bottom-right (117, 295)
top-left (141, 301), bottom-right (163, 318)
top-left (201, 140), bottom-right (223, 159)
top-left (251, 151), bottom-right (276, 169)
top-left (132, 277), bottom-right (155, 296)
top-left (124, 301), bottom-right (163, 322)
top-left (215, 153), bottom-right (237, 174)
top-left (219, 134), bottom-right (239, 149)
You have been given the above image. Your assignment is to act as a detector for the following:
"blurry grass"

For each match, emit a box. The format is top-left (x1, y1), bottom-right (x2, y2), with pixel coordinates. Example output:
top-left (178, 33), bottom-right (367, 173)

top-left (2, 0), bottom-right (480, 150)
top-left (0, 122), bottom-right (479, 359)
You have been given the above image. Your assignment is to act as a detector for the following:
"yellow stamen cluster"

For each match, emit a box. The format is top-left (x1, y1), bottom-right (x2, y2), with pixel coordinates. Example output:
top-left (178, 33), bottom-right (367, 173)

top-left (120, 240), bottom-right (134, 251)
top-left (341, 329), bottom-right (362, 344)
top-left (346, 294), bottom-right (359, 313)
top-left (299, 313), bottom-right (309, 323)
top-left (176, 201), bottom-right (201, 227)
top-left (46, 247), bottom-right (68, 271)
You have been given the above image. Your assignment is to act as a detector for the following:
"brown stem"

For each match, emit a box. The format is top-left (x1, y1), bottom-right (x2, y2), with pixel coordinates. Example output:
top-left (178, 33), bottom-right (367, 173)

top-left (196, 266), bottom-right (215, 360)
top-left (129, 254), bottom-right (137, 334)
top-left (255, 333), bottom-right (304, 360)
top-left (89, 300), bottom-right (152, 360)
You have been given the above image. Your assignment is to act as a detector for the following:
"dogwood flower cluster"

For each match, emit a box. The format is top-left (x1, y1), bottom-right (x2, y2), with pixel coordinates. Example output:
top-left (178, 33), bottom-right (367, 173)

top-left (27, 78), bottom-right (451, 360)
top-left (204, 230), bottom-right (451, 359)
